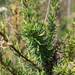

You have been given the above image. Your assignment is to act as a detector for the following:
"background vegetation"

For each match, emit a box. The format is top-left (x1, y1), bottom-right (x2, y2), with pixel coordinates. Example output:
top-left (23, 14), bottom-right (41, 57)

top-left (0, 0), bottom-right (75, 75)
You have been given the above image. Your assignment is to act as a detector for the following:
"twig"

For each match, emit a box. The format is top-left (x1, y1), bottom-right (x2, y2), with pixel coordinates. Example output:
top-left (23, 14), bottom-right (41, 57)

top-left (0, 31), bottom-right (41, 71)
top-left (10, 45), bottom-right (41, 71)
top-left (44, 0), bottom-right (51, 23)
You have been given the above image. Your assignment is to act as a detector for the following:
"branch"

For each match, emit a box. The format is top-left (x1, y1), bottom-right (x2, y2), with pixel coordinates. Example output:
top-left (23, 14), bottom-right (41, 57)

top-left (0, 31), bottom-right (41, 71)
